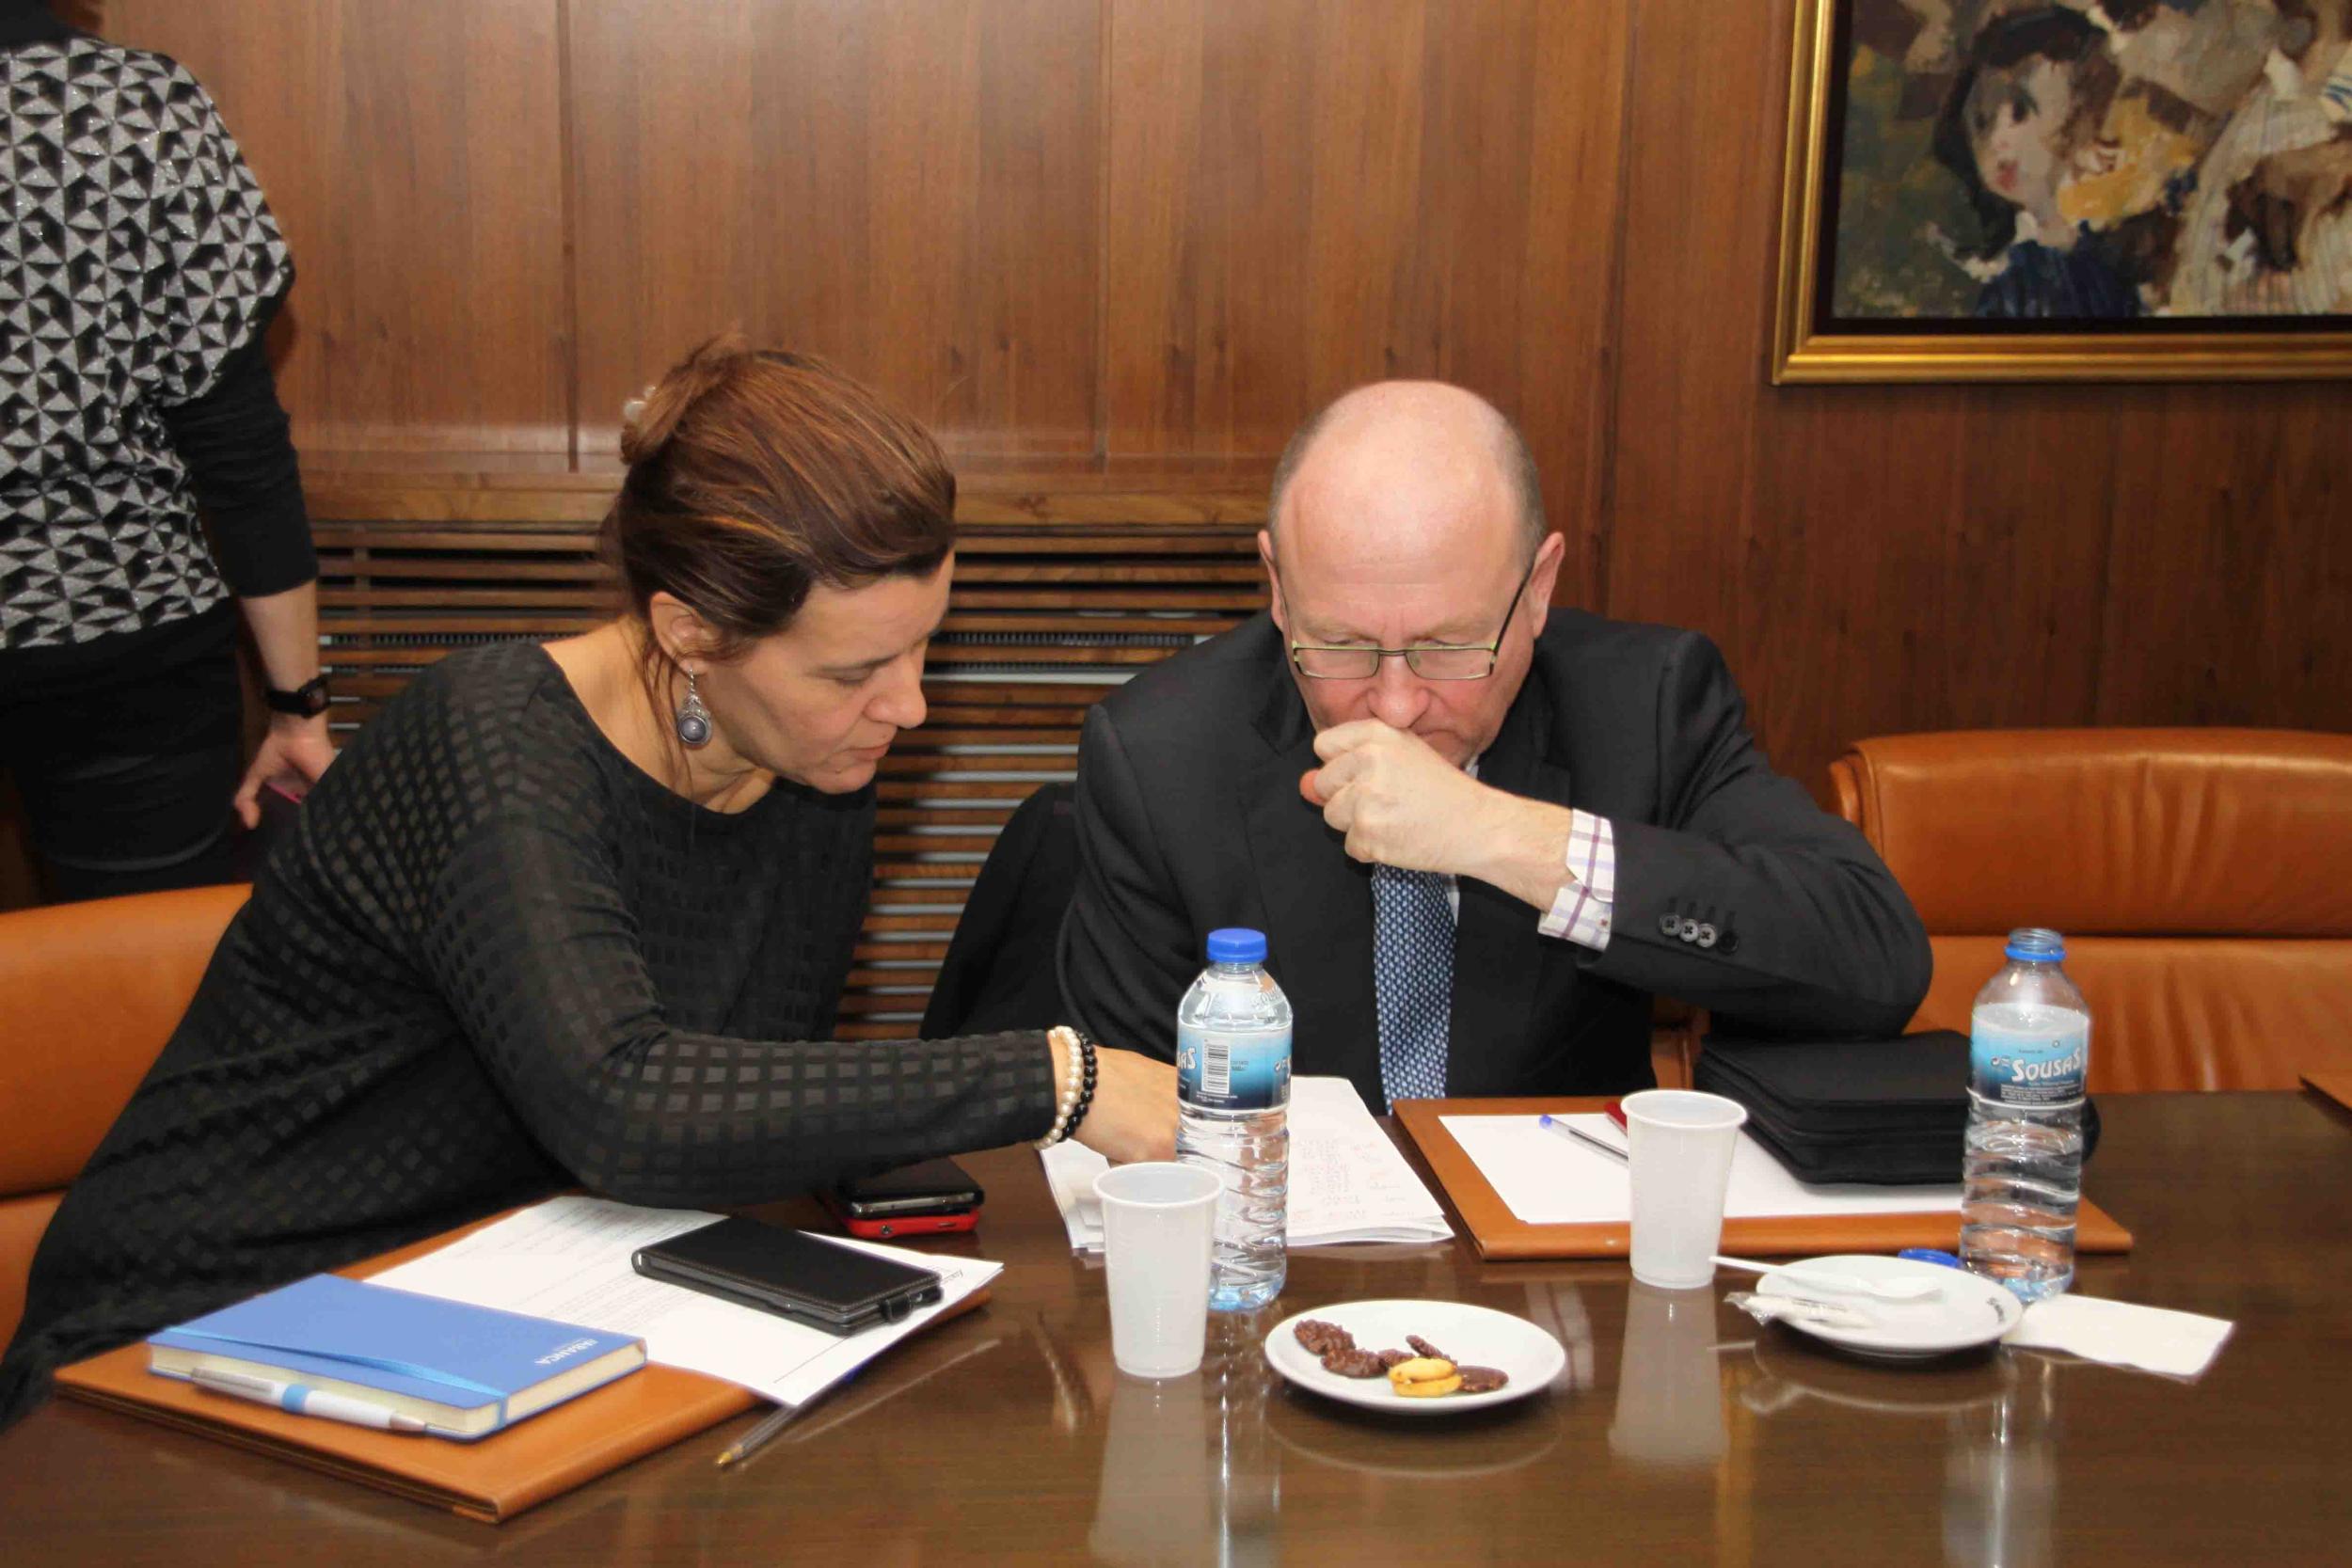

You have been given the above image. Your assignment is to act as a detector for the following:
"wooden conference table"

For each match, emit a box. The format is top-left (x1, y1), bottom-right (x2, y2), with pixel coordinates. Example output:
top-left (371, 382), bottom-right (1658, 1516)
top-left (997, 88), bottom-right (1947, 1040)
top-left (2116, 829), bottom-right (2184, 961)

top-left (3, 1090), bottom-right (2347, 1566)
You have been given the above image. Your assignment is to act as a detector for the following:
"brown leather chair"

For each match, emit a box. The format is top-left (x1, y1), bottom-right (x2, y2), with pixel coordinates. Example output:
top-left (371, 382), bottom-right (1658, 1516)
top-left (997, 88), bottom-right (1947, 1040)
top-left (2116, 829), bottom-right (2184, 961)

top-left (0, 884), bottom-right (247, 1349)
top-left (1830, 730), bottom-right (2352, 1093)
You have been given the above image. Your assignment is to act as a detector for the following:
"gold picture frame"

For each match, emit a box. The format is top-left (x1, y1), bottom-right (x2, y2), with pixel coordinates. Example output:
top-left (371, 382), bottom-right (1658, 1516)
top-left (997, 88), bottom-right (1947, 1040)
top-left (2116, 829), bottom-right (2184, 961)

top-left (1772, 0), bottom-right (2352, 384)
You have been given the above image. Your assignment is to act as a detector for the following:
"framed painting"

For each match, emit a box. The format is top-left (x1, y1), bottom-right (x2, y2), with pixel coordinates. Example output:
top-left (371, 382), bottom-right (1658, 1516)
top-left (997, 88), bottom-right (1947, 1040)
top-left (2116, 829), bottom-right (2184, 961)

top-left (1772, 0), bottom-right (2352, 381)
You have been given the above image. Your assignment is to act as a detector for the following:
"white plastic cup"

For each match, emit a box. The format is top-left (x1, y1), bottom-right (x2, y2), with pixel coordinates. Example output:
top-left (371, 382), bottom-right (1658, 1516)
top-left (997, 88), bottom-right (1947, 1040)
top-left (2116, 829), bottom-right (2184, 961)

top-left (1093, 1162), bottom-right (1221, 1378)
top-left (1622, 1088), bottom-right (1749, 1290)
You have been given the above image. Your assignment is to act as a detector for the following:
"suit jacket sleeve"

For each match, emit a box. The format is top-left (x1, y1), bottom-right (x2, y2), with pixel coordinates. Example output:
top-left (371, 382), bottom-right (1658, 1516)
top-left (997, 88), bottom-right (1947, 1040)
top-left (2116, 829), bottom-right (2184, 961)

top-left (1588, 632), bottom-right (1931, 1036)
top-left (1057, 704), bottom-right (1193, 1061)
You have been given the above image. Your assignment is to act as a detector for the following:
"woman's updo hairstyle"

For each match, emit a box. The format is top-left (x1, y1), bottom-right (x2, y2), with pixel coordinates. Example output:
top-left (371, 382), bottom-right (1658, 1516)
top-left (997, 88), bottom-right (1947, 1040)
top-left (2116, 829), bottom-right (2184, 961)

top-left (604, 332), bottom-right (956, 668)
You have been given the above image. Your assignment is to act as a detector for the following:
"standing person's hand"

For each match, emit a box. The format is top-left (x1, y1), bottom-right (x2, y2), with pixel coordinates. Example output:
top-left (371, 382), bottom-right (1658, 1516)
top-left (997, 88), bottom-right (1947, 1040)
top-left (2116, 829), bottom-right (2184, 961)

top-left (234, 715), bottom-right (336, 828)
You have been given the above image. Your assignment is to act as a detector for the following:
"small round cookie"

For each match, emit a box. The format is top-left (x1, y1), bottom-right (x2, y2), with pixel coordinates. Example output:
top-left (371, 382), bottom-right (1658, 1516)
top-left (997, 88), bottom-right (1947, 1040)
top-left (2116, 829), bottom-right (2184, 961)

top-left (1294, 1318), bottom-right (1355, 1356)
top-left (1386, 1355), bottom-right (1462, 1398)
top-left (1394, 1372), bottom-right (1464, 1398)
top-left (1322, 1347), bottom-right (1388, 1378)
top-left (1455, 1365), bottom-right (1510, 1394)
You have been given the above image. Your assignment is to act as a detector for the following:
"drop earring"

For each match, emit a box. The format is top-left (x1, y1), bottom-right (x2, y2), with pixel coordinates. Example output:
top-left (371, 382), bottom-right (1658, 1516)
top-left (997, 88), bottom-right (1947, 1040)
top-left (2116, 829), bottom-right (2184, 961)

top-left (675, 670), bottom-right (713, 749)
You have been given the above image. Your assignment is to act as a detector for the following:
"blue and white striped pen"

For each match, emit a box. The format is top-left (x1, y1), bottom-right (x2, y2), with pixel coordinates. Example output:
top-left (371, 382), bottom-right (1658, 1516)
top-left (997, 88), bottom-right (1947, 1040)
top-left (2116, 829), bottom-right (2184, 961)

top-left (1537, 1114), bottom-right (1629, 1164)
top-left (188, 1368), bottom-right (429, 1432)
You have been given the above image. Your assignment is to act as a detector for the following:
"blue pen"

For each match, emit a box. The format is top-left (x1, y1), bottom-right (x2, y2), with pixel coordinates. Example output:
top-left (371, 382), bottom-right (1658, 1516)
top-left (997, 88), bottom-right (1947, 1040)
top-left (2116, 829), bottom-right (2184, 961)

top-left (1898, 1248), bottom-right (1963, 1269)
top-left (1537, 1113), bottom-right (1629, 1164)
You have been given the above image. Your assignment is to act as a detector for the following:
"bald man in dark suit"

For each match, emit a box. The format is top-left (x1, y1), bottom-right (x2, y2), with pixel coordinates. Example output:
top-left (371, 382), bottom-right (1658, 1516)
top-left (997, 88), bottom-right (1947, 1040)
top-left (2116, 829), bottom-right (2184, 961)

top-left (1057, 382), bottom-right (1931, 1111)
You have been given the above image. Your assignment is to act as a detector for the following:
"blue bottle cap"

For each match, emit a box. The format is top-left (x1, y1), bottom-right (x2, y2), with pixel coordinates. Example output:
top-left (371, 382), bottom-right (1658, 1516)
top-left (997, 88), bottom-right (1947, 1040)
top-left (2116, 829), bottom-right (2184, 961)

top-left (2003, 927), bottom-right (2067, 963)
top-left (1898, 1248), bottom-right (1964, 1269)
top-left (1205, 927), bottom-right (1268, 965)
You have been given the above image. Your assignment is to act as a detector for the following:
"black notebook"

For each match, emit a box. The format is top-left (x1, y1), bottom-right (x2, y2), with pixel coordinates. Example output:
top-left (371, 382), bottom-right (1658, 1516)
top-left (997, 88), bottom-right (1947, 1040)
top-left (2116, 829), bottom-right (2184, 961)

top-left (1695, 1031), bottom-right (2100, 1185)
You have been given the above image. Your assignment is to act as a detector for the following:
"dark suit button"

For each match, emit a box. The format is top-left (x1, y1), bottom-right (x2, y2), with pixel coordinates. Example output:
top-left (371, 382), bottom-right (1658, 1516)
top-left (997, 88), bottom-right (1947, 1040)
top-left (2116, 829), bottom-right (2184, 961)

top-left (1717, 930), bottom-right (1739, 955)
top-left (1695, 923), bottom-right (1717, 948)
top-left (1659, 912), bottom-right (1681, 937)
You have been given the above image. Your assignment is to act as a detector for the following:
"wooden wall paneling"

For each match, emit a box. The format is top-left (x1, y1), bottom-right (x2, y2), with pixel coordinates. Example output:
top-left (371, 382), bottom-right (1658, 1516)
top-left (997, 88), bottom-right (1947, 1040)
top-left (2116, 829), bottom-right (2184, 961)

top-left (2095, 387), bottom-right (2352, 731)
top-left (565, 0), bottom-right (1104, 465)
top-left (1904, 395), bottom-right (2116, 733)
top-left (1517, 2), bottom-right (1634, 610)
top-left (1103, 0), bottom-right (1303, 459)
top-left (1103, 0), bottom-right (1627, 605)
top-left (1375, 0), bottom-right (1629, 610)
top-left (1733, 388), bottom-right (2118, 787)
top-left (102, 1), bottom-right (573, 458)
top-left (1608, 0), bottom-right (2116, 794)
top-left (1604, 0), bottom-right (1789, 663)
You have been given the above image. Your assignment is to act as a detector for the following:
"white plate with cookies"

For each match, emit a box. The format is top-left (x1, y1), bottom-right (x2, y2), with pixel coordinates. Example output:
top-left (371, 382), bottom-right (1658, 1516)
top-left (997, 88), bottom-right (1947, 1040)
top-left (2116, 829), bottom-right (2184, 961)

top-left (1263, 1300), bottom-right (1565, 1417)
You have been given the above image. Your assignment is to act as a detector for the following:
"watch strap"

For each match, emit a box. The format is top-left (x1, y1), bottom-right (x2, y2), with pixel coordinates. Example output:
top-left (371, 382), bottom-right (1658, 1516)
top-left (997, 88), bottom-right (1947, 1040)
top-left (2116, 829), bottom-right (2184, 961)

top-left (264, 673), bottom-right (331, 718)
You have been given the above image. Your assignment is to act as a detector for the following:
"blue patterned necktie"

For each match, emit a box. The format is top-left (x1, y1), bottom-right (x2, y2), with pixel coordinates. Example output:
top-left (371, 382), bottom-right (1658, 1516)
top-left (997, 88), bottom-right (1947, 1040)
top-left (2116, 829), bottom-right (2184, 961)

top-left (1372, 863), bottom-right (1454, 1106)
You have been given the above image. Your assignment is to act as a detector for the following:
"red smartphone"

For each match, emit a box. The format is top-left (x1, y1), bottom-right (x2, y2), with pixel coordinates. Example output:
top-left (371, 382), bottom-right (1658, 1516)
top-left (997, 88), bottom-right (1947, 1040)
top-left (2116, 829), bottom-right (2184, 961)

top-left (818, 1196), bottom-right (980, 1241)
top-left (821, 1158), bottom-right (984, 1241)
top-left (823, 1194), bottom-right (978, 1241)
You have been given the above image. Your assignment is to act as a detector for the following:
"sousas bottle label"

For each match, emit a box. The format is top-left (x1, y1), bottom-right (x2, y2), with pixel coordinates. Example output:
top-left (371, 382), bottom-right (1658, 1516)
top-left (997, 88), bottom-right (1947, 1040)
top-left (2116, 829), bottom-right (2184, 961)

top-left (1971, 1024), bottom-right (2089, 1106)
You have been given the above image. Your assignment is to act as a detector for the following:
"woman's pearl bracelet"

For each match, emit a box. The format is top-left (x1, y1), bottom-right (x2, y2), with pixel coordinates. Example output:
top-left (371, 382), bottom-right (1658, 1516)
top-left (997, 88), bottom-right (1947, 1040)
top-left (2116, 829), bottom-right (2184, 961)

top-left (1034, 1024), bottom-right (1099, 1149)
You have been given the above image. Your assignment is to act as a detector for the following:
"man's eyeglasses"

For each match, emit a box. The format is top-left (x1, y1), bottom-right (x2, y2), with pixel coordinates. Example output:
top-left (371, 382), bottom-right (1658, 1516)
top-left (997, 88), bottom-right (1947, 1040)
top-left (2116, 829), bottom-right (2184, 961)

top-left (1287, 550), bottom-right (1540, 682)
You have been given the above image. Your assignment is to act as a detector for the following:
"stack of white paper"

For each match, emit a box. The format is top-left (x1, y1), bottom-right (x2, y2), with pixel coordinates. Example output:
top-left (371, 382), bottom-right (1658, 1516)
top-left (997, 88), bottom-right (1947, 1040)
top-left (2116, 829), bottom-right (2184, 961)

top-left (1042, 1076), bottom-right (1454, 1251)
top-left (372, 1196), bottom-right (1000, 1408)
top-left (1438, 1113), bottom-right (1963, 1225)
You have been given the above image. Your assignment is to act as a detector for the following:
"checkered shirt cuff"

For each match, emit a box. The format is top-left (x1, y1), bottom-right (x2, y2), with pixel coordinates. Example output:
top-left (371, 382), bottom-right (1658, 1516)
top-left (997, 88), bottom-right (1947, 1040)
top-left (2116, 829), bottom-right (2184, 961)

top-left (1537, 810), bottom-right (1615, 950)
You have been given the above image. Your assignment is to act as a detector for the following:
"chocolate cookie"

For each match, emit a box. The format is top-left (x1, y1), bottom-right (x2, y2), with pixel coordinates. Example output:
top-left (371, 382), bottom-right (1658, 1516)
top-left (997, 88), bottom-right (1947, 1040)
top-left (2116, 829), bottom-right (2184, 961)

top-left (1321, 1347), bottom-right (1389, 1378)
top-left (1294, 1319), bottom-right (1355, 1355)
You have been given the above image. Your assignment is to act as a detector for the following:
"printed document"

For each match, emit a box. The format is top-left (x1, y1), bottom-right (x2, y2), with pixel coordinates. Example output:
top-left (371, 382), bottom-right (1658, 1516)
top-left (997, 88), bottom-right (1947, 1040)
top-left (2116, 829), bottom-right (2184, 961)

top-left (1042, 1076), bottom-right (1453, 1251)
top-left (373, 1196), bottom-right (999, 1407)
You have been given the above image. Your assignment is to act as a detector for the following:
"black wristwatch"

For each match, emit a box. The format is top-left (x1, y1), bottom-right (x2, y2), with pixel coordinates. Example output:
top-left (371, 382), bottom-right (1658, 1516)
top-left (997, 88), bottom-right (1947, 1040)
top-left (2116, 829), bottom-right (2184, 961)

top-left (264, 673), bottom-right (332, 719)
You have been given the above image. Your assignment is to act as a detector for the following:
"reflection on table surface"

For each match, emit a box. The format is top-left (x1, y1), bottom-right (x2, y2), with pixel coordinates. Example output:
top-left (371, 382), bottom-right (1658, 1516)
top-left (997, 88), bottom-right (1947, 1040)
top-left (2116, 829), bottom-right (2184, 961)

top-left (2, 1091), bottom-right (2347, 1566)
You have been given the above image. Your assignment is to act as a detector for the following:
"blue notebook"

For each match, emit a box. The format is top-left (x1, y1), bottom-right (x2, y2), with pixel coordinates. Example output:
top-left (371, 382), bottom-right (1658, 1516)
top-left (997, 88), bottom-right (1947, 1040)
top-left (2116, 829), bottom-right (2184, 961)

top-left (148, 1275), bottom-right (645, 1441)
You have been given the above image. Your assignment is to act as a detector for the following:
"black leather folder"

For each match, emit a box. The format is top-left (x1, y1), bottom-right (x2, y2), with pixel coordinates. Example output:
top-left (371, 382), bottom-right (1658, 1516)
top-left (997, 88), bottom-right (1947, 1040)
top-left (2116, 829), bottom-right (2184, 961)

top-left (1694, 1031), bottom-right (2100, 1185)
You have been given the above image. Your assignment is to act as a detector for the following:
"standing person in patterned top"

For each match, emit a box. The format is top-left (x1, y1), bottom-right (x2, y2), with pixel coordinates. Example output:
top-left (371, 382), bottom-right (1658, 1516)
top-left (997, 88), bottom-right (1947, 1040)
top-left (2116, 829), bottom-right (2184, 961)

top-left (0, 2), bottom-right (333, 902)
top-left (0, 335), bottom-right (1178, 1430)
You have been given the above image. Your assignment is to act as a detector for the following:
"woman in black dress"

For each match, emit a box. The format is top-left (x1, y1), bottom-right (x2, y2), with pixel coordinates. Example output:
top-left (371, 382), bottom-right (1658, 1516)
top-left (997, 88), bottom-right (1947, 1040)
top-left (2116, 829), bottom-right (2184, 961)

top-left (0, 337), bottom-right (1176, 1427)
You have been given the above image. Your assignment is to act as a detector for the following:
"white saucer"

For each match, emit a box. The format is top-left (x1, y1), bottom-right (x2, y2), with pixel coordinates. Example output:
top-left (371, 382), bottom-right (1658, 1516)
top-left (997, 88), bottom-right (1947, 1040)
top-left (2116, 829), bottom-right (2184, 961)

top-left (1263, 1300), bottom-right (1565, 1417)
top-left (1755, 1255), bottom-right (2022, 1361)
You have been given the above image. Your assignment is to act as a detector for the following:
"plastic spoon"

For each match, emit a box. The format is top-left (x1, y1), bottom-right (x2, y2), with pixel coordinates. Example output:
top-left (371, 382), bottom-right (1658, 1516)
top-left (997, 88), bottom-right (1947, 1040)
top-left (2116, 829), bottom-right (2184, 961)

top-left (1711, 1255), bottom-right (1945, 1302)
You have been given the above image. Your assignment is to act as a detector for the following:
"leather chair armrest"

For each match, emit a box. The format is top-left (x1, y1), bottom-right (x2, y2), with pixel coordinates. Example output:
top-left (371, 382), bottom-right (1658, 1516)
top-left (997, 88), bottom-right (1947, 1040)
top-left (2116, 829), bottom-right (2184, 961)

top-left (0, 884), bottom-right (247, 1198)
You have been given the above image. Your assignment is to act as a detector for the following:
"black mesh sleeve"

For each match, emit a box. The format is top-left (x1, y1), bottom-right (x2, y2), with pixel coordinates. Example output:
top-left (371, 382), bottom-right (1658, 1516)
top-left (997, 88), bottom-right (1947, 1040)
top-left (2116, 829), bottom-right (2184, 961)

top-left (420, 797), bottom-right (1059, 1209)
top-left (158, 329), bottom-right (315, 598)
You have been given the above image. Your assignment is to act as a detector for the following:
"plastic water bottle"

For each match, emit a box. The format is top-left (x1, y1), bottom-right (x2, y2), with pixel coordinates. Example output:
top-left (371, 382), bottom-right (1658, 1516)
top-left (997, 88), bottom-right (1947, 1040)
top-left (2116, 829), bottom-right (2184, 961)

top-left (1961, 927), bottom-right (2090, 1303)
top-left (1176, 927), bottom-right (1291, 1312)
